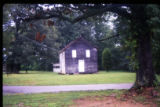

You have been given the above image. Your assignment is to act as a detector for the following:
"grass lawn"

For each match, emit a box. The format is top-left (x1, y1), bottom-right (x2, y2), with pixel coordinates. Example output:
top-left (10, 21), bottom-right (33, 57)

top-left (3, 87), bottom-right (160, 107)
top-left (3, 90), bottom-right (125, 107)
top-left (3, 71), bottom-right (137, 86)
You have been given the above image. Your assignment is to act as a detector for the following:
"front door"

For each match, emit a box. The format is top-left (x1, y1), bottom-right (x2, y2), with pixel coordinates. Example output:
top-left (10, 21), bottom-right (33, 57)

top-left (78, 60), bottom-right (85, 72)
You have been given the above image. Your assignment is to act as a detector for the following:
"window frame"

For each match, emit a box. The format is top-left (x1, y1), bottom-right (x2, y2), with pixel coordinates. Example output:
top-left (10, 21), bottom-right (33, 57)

top-left (86, 49), bottom-right (90, 58)
top-left (72, 50), bottom-right (77, 58)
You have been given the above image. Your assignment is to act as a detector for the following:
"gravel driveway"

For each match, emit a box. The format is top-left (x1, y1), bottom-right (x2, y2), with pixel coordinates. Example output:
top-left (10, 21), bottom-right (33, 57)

top-left (3, 83), bottom-right (133, 95)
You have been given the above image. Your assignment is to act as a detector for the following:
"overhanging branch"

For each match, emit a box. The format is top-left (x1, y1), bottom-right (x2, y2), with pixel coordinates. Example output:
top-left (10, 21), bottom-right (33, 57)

top-left (72, 4), bottom-right (132, 23)
top-left (97, 34), bottom-right (119, 41)
top-left (21, 36), bottom-right (57, 51)
top-left (22, 13), bottom-right (73, 23)
top-left (19, 4), bottom-right (132, 24)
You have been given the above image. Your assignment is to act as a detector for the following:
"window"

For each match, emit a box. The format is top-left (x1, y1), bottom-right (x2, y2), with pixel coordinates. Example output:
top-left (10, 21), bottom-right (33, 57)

top-left (72, 50), bottom-right (76, 58)
top-left (86, 49), bottom-right (90, 58)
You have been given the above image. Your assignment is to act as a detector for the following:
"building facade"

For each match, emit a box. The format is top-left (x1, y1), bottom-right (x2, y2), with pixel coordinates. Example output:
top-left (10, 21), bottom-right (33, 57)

top-left (59, 37), bottom-right (98, 74)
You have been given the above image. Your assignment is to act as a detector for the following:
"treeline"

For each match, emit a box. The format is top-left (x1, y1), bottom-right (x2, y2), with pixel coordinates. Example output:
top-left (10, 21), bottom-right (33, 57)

top-left (3, 4), bottom-right (160, 74)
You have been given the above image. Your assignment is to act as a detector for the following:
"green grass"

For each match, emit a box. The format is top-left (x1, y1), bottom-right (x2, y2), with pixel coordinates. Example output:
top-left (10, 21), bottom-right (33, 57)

top-left (3, 90), bottom-right (125, 107)
top-left (3, 71), bottom-right (136, 86)
top-left (3, 87), bottom-right (160, 107)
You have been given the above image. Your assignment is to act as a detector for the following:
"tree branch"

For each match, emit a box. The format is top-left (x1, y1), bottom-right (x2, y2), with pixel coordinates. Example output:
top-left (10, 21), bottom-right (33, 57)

top-left (22, 13), bottom-right (73, 23)
top-left (97, 34), bottom-right (119, 41)
top-left (18, 4), bottom-right (132, 24)
top-left (72, 4), bottom-right (132, 23)
top-left (21, 35), bottom-right (57, 51)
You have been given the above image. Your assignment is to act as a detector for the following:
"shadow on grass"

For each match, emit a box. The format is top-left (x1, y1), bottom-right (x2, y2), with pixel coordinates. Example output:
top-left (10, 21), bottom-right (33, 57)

top-left (4, 71), bottom-right (56, 75)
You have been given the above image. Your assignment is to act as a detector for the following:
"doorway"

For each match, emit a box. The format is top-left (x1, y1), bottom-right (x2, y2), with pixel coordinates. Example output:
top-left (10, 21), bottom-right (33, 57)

top-left (78, 60), bottom-right (85, 72)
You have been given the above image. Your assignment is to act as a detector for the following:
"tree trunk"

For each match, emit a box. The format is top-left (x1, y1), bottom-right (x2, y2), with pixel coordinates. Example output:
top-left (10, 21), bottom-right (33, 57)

top-left (6, 63), bottom-right (20, 74)
top-left (133, 34), bottom-right (157, 88)
top-left (25, 68), bottom-right (28, 74)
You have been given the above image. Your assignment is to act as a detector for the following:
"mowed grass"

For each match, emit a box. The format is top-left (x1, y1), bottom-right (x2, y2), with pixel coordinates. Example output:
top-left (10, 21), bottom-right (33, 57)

top-left (3, 90), bottom-right (125, 107)
top-left (3, 71), bottom-right (136, 86)
top-left (3, 86), bottom-right (160, 107)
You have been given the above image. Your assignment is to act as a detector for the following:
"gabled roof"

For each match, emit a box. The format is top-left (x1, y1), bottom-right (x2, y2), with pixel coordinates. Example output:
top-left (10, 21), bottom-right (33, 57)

top-left (59, 36), bottom-right (97, 53)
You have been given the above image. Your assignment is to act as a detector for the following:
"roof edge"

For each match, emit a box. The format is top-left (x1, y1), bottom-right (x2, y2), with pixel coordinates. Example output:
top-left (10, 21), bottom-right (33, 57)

top-left (59, 36), bottom-right (97, 54)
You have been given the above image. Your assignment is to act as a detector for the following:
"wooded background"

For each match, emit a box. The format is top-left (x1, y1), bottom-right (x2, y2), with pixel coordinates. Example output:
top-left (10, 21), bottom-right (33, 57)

top-left (3, 4), bottom-right (160, 87)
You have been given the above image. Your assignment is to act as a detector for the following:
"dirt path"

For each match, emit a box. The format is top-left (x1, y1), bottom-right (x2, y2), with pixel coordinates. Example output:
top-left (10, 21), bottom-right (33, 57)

top-left (70, 96), bottom-right (157, 107)
top-left (3, 83), bottom-right (133, 94)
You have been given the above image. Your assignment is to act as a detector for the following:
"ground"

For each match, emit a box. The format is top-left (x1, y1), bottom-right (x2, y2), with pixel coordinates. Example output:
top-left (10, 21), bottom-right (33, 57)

top-left (3, 71), bottom-right (136, 85)
top-left (3, 83), bottom-right (133, 94)
top-left (3, 87), bottom-right (160, 107)
top-left (3, 71), bottom-right (160, 107)
top-left (71, 96), bottom-right (155, 107)
top-left (71, 87), bottom-right (160, 107)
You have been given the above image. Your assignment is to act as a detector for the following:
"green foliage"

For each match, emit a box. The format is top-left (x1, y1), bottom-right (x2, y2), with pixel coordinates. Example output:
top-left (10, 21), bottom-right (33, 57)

top-left (124, 39), bottom-right (139, 72)
top-left (3, 4), bottom-right (131, 72)
top-left (3, 31), bottom-right (14, 52)
top-left (146, 5), bottom-right (160, 29)
top-left (109, 47), bottom-right (129, 70)
top-left (102, 48), bottom-right (112, 71)
top-left (3, 4), bottom-right (160, 77)
top-left (92, 19), bottom-right (115, 70)
top-left (146, 5), bottom-right (160, 74)
top-left (114, 15), bottom-right (139, 72)
top-left (152, 30), bottom-right (160, 74)
top-left (4, 18), bottom-right (62, 71)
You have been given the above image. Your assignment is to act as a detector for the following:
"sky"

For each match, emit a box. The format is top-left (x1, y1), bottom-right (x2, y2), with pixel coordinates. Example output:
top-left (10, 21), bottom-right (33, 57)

top-left (106, 15), bottom-right (117, 29)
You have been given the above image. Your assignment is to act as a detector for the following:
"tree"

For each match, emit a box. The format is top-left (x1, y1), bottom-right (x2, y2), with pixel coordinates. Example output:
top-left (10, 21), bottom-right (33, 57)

top-left (3, 4), bottom-right (160, 88)
top-left (53, 15), bottom-right (120, 70)
top-left (102, 48), bottom-right (112, 71)
top-left (19, 20), bottom-right (62, 71)
top-left (152, 25), bottom-right (160, 75)
top-left (112, 5), bottom-right (160, 88)
top-left (3, 4), bottom-right (63, 72)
